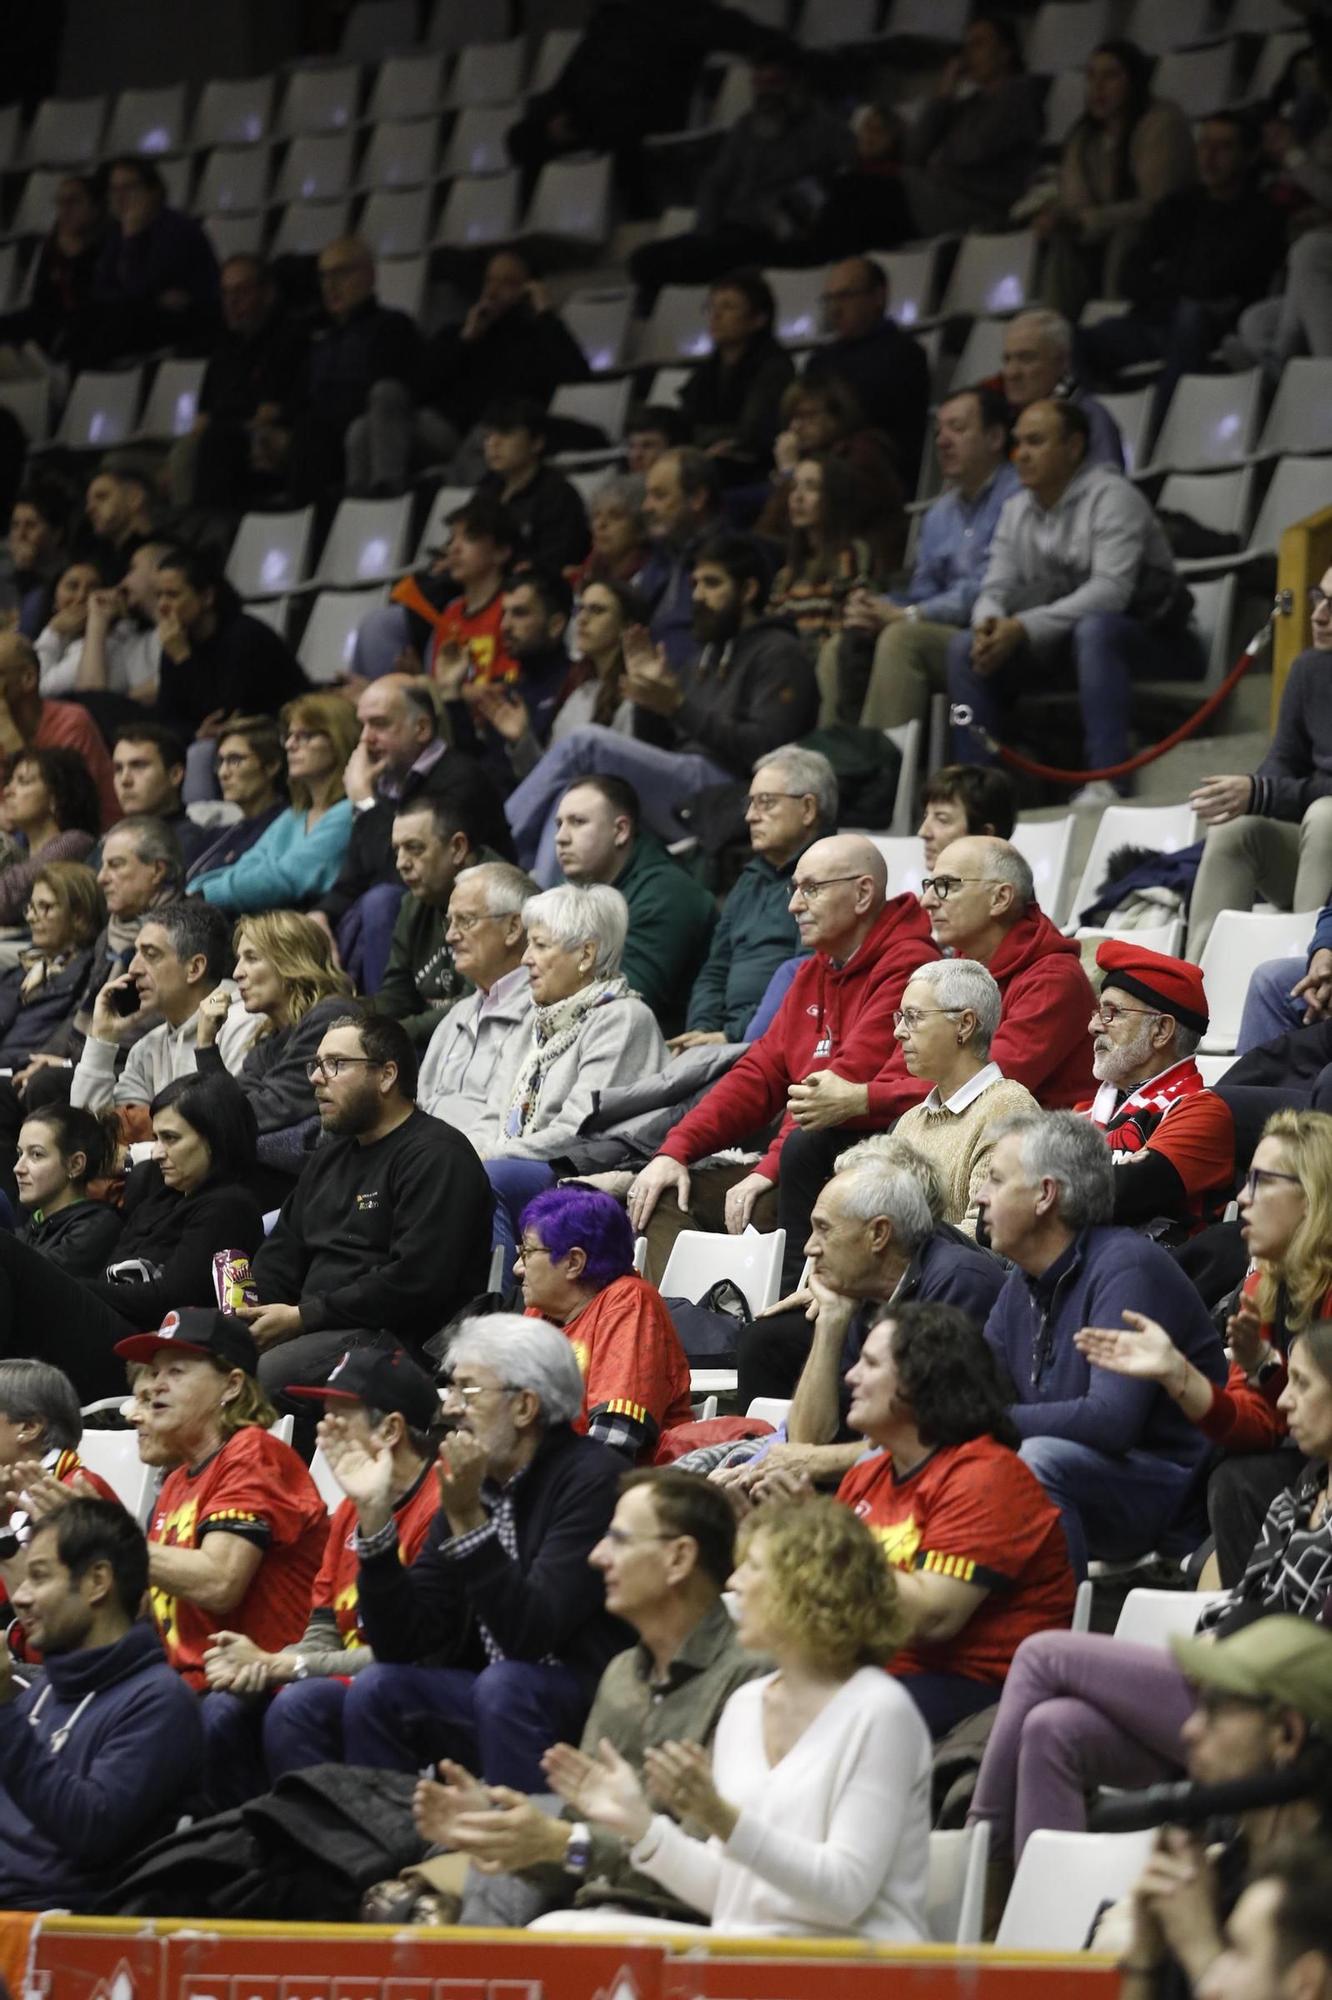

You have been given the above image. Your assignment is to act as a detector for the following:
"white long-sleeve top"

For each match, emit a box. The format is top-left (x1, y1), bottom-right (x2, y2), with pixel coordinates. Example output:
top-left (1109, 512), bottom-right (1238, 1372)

top-left (628, 1667), bottom-right (931, 1940)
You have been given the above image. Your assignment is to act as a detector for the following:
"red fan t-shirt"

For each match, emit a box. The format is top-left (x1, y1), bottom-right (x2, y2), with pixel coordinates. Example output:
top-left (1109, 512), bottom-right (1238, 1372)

top-left (314, 1464), bottom-right (441, 1648)
top-left (838, 1435), bottom-right (1076, 1684)
top-left (532, 1274), bottom-right (694, 1461)
top-left (147, 1426), bottom-right (328, 1688)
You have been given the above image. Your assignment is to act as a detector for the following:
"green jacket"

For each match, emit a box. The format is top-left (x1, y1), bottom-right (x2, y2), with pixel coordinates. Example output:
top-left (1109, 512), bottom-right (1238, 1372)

top-left (685, 843), bottom-right (810, 1038)
top-left (612, 832), bottom-right (717, 1032)
top-left (376, 847), bottom-right (504, 1048)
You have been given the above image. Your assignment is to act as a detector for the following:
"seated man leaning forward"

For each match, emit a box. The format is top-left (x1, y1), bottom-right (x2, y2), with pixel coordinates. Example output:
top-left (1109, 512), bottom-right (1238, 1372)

top-left (629, 834), bottom-right (935, 1291)
top-left (315, 1313), bottom-right (629, 1793)
top-left (977, 1111), bottom-right (1226, 1578)
top-left (399, 1469), bottom-right (768, 1931)
top-left (1080, 938), bottom-right (1235, 1239)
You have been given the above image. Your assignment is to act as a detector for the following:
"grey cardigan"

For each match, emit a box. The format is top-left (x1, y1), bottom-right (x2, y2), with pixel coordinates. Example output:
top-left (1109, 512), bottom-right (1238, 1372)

top-left (469, 993), bottom-right (668, 1163)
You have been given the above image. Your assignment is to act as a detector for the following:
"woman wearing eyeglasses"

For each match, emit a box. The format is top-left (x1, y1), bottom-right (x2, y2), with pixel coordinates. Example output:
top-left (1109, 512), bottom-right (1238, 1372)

top-left (890, 958), bottom-right (1037, 1234)
top-left (188, 694), bottom-right (358, 914)
top-left (0, 1070), bottom-right (264, 1402)
top-left (193, 910), bottom-right (352, 1161)
top-left (1186, 570), bottom-right (1332, 963)
top-left (0, 862), bottom-right (105, 1080)
top-left (1075, 1108), bottom-right (1332, 1585)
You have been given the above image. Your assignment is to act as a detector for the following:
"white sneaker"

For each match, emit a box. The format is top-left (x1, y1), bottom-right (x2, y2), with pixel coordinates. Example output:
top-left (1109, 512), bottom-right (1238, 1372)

top-left (1069, 781), bottom-right (1121, 809)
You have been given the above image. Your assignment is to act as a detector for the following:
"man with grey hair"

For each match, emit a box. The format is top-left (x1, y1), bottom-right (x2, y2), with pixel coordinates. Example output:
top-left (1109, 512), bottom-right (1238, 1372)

top-left (630, 832), bottom-right (936, 1288)
top-left (673, 744), bottom-right (836, 1052)
top-left (731, 1131), bottom-right (1007, 1453)
top-left (918, 832), bottom-right (1095, 1108)
top-left (318, 1312), bottom-right (627, 1791)
top-left (418, 860), bottom-right (536, 1136)
top-left (976, 1110), bottom-right (1225, 1576)
top-left (1000, 309), bottom-right (1123, 469)
top-left (1079, 937), bottom-right (1234, 1238)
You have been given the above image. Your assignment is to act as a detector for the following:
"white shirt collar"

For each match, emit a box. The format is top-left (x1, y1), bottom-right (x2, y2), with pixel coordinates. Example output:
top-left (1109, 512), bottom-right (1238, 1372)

top-left (920, 1060), bottom-right (1005, 1116)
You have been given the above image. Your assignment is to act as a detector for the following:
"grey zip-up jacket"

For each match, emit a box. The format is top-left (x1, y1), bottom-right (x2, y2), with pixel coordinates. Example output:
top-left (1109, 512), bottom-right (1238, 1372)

top-left (972, 461), bottom-right (1186, 656)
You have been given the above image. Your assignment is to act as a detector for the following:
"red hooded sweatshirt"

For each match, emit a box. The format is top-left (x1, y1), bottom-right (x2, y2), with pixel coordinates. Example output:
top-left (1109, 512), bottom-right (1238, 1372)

top-left (985, 906), bottom-right (1097, 1108)
top-left (658, 894), bottom-right (937, 1183)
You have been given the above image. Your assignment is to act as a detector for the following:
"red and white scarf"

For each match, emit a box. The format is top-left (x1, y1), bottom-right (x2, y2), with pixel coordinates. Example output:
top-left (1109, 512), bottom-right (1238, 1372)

top-left (1085, 1057), bottom-right (1204, 1154)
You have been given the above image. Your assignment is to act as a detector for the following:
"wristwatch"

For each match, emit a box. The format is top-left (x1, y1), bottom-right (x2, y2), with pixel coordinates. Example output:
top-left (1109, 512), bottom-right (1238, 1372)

top-left (565, 1822), bottom-right (593, 1876)
top-left (290, 1654), bottom-right (312, 1681)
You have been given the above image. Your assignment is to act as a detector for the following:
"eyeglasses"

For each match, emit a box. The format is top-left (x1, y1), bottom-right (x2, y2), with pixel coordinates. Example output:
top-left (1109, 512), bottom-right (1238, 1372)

top-left (305, 1055), bottom-right (384, 1081)
top-left (1242, 1166), bottom-right (1304, 1197)
top-left (517, 1239), bottom-right (551, 1260)
top-left (894, 1006), bottom-right (962, 1030)
top-left (438, 1375), bottom-right (520, 1404)
top-left (1309, 587), bottom-right (1331, 613)
top-left (920, 874), bottom-right (999, 900)
top-left (447, 911), bottom-right (501, 934)
top-left (23, 902), bottom-right (58, 921)
top-left (1091, 1002), bottom-right (1161, 1028)
top-left (284, 729), bottom-right (327, 746)
top-left (791, 874), bottom-right (862, 903)
top-left (746, 791), bottom-right (803, 814)
top-left (216, 753), bottom-right (256, 770)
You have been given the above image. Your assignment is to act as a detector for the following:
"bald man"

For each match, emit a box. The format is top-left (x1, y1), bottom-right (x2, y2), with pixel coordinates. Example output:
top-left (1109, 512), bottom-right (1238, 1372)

top-left (803, 256), bottom-right (930, 486)
top-left (0, 633), bottom-right (118, 828)
top-left (629, 833), bottom-right (937, 1286)
top-left (292, 235), bottom-right (423, 500)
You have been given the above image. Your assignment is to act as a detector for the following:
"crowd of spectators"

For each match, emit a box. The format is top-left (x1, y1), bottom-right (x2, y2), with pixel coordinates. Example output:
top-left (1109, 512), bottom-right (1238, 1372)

top-left (1, 1), bottom-right (1332, 1982)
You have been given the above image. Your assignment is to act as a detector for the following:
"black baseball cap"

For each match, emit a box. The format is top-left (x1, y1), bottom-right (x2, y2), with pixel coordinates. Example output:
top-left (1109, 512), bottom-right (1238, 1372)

top-left (115, 1307), bottom-right (258, 1376)
top-left (284, 1345), bottom-right (439, 1431)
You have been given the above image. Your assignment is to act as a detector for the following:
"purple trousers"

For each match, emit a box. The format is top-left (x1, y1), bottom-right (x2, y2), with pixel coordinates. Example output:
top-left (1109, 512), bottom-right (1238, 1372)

top-left (968, 1631), bottom-right (1195, 1863)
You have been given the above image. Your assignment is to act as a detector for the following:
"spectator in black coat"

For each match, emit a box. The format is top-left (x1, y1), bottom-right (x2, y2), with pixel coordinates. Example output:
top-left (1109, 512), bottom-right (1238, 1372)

top-left (0, 1070), bottom-right (263, 1403)
top-left (679, 268), bottom-right (794, 484)
top-left (802, 258), bottom-right (931, 487)
top-left (287, 237), bottom-right (423, 501)
top-left (13, 1102), bottom-right (122, 1280)
top-left (0, 858), bottom-right (104, 1077)
top-left (76, 155), bottom-right (219, 366)
top-left (169, 255), bottom-right (309, 512)
top-left (150, 546), bottom-right (307, 743)
top-left (0, 174), bottom-right (103, 363)
top-left (475, 399), bottom-right (590, 575)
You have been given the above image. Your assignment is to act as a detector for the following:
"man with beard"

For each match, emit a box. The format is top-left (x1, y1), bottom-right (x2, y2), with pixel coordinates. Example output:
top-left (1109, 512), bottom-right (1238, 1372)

top-left (1078, 938), bottom-right (1234, 1238)
top-left (505, 532), bottom-right (817, 885)
top-left (245, 1011), bottom-right (493, 1403)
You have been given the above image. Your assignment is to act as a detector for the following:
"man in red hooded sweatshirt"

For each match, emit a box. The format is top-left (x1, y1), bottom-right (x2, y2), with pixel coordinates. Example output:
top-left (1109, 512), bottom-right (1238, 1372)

top-left (921, 834), bottom-right (1096, 1107)
top-left (628, 832), bottom-right (937, 1287)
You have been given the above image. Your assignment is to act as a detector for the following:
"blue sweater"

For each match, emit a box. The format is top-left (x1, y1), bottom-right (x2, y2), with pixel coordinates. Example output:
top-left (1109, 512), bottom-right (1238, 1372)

top-left (984, 1226), bottom-right (1226, 1468)
top-left (190, 799), bottom-right (353, 912)
top-left (0, 1620), bottom-right (202, 1909)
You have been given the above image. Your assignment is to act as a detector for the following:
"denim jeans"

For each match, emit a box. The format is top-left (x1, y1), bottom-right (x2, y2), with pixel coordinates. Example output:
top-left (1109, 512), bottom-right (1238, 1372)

top-left (504, 724), bottom-right (732, 885)
top-left (485, 1157), bottom-right (557, 1262)
top-left (340, 1658), bottom-right (591, 1790)
top-left (1017, 1435), bottom-right (1203, 1580)
top-left (1236, 955), bottom-right (1309, 1055)
top-left (263, 1677), bottom-right (355, 1779)
top-left (947, 613), bottom-right (1205, 779)
top-left (336, 880), bottom-right (405, 994)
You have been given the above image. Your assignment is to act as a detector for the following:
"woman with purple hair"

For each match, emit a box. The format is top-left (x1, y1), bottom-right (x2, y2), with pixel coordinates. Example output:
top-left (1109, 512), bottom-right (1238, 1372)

top-left (515, 1184), bottom-right (693, 1464)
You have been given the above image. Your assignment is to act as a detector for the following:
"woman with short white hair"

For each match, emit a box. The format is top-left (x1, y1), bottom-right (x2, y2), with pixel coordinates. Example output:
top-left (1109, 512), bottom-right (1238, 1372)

top-left (891, 957), bottom-right (1039, 1234)
top-left (475, 884), bottom-right (667, 1259)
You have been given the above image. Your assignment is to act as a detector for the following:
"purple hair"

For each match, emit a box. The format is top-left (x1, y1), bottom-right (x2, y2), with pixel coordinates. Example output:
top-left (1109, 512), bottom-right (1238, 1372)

top-left (519, 1185), bottom-right (635, 1291)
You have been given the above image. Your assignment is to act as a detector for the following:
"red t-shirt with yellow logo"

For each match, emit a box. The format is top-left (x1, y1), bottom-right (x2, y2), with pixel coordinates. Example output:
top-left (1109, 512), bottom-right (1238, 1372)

top-left (313, 1465), bottom-right (441, 1647)
top-left (838, 1435), bottom-right (1076, 1684)
top-left (148, 1426), bottom-right (327, 1688)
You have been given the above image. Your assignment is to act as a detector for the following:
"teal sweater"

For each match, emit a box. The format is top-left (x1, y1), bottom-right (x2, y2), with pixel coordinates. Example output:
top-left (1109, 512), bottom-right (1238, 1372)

top-left (611, 833), bottom-right (717, 1032)
top-left (685, 847), bottom-right (808, 1039)
top-left (190, 800), bottom-right (354, 912)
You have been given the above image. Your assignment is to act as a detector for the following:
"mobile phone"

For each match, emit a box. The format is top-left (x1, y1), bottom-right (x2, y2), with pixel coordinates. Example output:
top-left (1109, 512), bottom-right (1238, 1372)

top-left (110, 980), bottom-right (141, 1019)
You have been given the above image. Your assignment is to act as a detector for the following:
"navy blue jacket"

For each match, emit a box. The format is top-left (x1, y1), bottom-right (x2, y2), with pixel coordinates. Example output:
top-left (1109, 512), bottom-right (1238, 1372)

top-left (836, 1226), bottom-right (1008, 1430)
top-left (984, 1225), bottom-right (1226, 1468)
top-left (356, 1423), bottom-right (630, 1696)
top-left (0, 1620), bottom-right (202, 1910)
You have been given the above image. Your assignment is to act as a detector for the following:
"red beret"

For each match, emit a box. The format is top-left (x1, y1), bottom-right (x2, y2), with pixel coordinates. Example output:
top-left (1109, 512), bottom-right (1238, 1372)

top-left (1096, 938), bottom-right (1208, 1035)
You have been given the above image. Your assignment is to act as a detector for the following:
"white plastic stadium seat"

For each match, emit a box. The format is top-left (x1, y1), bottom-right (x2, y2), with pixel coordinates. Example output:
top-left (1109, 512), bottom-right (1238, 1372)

top-left (745, 1397), bottom-right (792, 1430)
top-left (948, 315), bottom-right (1008, 391)
top-left (940, 231), bottom-right (1036, 318)
top-left (436, 172), bottom-right (519, 248)
top-left (226, 507), bottom-right (317, 599)
top-left (427, 0), bottom-right (512, 50)
top-left (1180, 457), bottom-right (1330, 578)
top-left (25, 95), bottom-right (105, 166)
top-left (137, 359), bottom-right (207, 442)
top-left (192, 77), bottom-right (274, 149)
top-left (1114, 1588), bottom-right (1229, 1649)
top-left (639, 285), bottom-right (712, 364)
top-left (196, 145), bottom-right (272, 214)
top-left (375, 255), bottom-right (427, 323)
top-left (312, 495), bottom-right (413, 587)
top-left (247, 597), bottom-right (289, 638)
top-left (444, 107), bottom-right (516, 178)
top-left (878, 244), bottom-right (942, 329)
top-left (360, 188), bottom-right (432, 258)
top-left (550, 378), bottom-right (632, 445)
top-left (414, 485), bottom-right (472, 564)
top-left (1043, 70), bottom-right (1086, 148)
top-left (799, 0), bottom-right (877, 47)
top-left (367, 54), bottom-right (448, 125)
top-left (1152, 45), bottom-right (1236, 122)
top-left (310, 1446), bottom-right (348, 1512)
top-left (448, 39), bottom-right (526, 108)
top-left (1024, 0), bottom-right (1112, 74)
top-left (271, 201), bottom-right (352, 260)
top-left (1097, 387), bottom-right (1152, 478)
top-left (1120, 0), bottom-right (1209, 55)
top-left (525, 156), bottom-right (613, 252)
top-left (204, 215), bottom-right (265, 264)
top-left (276, 134), bottom-right (355, 206)
top-left (76, 1429), bottom-right (156, 1522)
top-left (270, 1416), bottom-right (295, 1446)
top-left (361, 119), bottom-right (439, 190)
top-left (862, 834), bottom-right (924, 901)
top-left (562, 289), bottom-right (633, 373)
top-left (1250, 359), bottom-right (1332, 461)
top-left (1075, 920), bottom-right (1185, 956)
top-left (1198, 910), bottom-right (1317, 1054)
top-left (298, 586), bottom-right (390, 684)
top-left (996, 1829), bottom-right (1157, 1949)
top-left (9, 169), bottom-right (63, 239)
top-left (340, 0), bottom-right (418, 57)
top-left (1194, 1052), bottom-right (1236, 1086)
top-left (1157, 468), bottom-right (1255, 549)
top-left (1071, 1577), bottom-right (1093, 1633)
top-left (646, 366), bottom-right (694, 408)
top-left (768, 267), bottom-right (825, 347)
top-left (56, 368), bottom-right (143, 450)
top-left (660, 1228), bottom-right (787, 1317)
top-left (0, 379), bottom-right (50, 445)
top-left (885, 719), bottom-right (921, 835)
top-left (927, 1823), bottom-right (990, 1947)
top-left (1011, 815), bottom-right (1074, 926)
top-left (531, 28), bottom-right (580, 94)
top-left (1143, 369), bottom-right (1263, 476)
top-left (280, 65), bottom-right (361, 137)
top-left (1068, 803), bottom-right (1199, 932)
top-left (105, 84), bottom-right (187, 157)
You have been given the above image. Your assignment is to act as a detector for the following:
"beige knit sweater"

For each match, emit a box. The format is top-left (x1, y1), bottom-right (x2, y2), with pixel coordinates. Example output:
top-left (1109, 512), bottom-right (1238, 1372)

top-left (894, 1066), bottom-right (1040, 1236)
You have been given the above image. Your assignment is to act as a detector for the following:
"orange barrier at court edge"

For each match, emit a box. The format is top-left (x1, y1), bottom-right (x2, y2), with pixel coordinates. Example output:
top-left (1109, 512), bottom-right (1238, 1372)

top-left (6, 1914), bottom-right (1118, 2000)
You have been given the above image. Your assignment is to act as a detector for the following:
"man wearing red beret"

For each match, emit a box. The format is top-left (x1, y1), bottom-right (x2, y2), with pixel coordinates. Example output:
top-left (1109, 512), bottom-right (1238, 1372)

top-left (1079, 939), bottom-right (1235, 1238)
